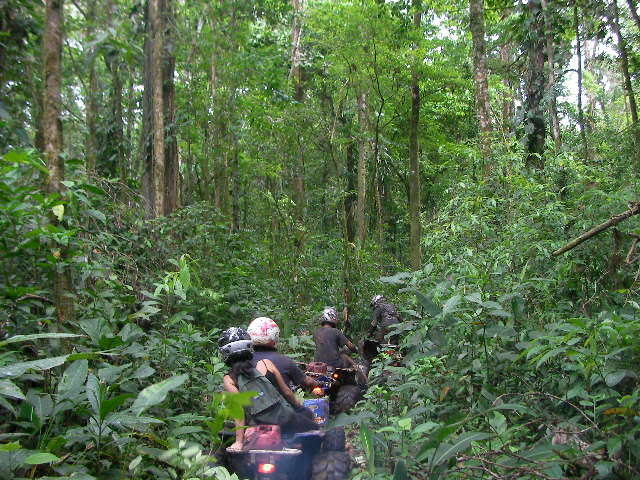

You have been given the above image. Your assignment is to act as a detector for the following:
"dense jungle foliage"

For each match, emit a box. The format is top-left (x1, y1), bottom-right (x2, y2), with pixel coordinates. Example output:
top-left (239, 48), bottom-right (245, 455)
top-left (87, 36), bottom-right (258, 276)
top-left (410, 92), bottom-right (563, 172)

top-left (1, 0), bottom-right (640, 479)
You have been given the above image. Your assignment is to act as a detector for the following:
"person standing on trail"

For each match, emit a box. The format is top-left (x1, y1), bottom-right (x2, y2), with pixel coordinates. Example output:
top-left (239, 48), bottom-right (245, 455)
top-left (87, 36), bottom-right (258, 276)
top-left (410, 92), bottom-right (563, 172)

top-left (219, 327), bottom-right (317, 451)
top-left (313, 307), bottom-right (357, 369)
top-left (368, 294), bottom-right (401, 345)
top-left (247, 316), bottom-right (318, 391)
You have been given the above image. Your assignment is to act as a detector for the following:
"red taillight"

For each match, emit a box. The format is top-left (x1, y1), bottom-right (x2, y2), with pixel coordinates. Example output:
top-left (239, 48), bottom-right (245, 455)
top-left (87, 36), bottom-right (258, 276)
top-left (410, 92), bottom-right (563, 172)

top-left (312, 386), bottom-right (324, 396)
top-left (258, 463), bottom-right (276, 474)
top-left (385, 350), bottom-right (396, 355)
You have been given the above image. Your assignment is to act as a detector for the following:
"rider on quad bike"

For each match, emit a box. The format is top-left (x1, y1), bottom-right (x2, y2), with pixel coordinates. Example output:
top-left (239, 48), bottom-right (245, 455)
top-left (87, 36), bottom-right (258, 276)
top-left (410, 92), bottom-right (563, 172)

top-left (362, 295), bottom-right (403, 370)
top-left (248, 316), bottom-right (318, 392)
top-left (219, 327), bottom-right (350, 479)
top-left (313, 307), bottom-right (358, 369)
top-left (310, 307), bottom-right (367, 414)
top-left (219, 327), bottom-right (316, 451)
top-left (368, 295), bottom-right (402, 345)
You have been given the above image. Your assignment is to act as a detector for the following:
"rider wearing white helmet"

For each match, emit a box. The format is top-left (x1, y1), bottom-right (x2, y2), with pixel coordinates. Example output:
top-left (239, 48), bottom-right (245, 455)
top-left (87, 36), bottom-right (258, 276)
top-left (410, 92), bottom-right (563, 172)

top-left (247, 316), bottom-right (317, 390)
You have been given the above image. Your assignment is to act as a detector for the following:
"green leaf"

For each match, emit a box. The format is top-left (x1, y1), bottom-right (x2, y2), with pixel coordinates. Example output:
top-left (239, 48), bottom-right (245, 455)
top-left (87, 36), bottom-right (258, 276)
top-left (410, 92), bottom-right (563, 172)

top-left (0, 355), bottom-right (69, 378)
top-left (414, 290), bottom-right (441, 317)
top-left (130, 374), bottom-right (187, 416)
top-left (431, 431), bottom-right (492, 466)
top-left (605, 370), bottom-right (635, 387)
top-left (442, 295), bottom-right (462, 316)
top-left (359, 423), bottom-right (375, 474)
top-left (105, 412), bottom-right (164, 428)
top-left (0, 379), bottom-right (25, 400)
top-left (392, 459), bottom-right (408, 480)
top-left (0, 441), bottom-right (21, 452)
top-left (0, 333), bottom-right (83, 348)
top-left (86, 374), bottom-right (101, 418)
top-left (85, 209), bottom-right (106, 223)
top-left (57, 360), bottom-right (88, 402)
top-left (100, 394), bottom-right (133, 419)
top-left (52, 204), bottom-right (64, 221)
top-left (24, 452), bottom-right (60, 465)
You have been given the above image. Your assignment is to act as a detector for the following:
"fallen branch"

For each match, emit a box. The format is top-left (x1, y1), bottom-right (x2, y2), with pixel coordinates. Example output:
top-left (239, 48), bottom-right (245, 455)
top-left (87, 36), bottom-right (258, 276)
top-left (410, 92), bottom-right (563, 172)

top-left (552, 202), bottom-right (640, 256)
top-left (16, 294), bottom-right (54, 304)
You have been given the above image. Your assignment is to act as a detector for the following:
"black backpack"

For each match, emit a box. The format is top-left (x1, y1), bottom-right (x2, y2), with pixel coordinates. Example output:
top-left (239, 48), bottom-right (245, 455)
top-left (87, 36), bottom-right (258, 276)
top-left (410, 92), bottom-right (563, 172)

top-left (236, 368), bottom-right (295, 426)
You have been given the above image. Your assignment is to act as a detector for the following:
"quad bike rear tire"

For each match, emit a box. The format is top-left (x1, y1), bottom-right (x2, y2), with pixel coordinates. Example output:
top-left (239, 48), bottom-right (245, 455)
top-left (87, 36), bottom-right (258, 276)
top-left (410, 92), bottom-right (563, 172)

top-left (333, 384), bottom-right (361, 414)
top-left (311, 451), bottom-right (350, 480)
top-left (322, 427), bottom-right (346, 451)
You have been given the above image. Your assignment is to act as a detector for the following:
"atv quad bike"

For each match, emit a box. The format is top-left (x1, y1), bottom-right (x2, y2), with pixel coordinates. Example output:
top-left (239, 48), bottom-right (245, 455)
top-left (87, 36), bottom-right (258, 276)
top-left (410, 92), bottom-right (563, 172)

top-left (361, 339), bottom-right (402, 372)
top-left (223, 425), bottom-right (350, 480)
top-left (304, 362), bottom-right (367, 414)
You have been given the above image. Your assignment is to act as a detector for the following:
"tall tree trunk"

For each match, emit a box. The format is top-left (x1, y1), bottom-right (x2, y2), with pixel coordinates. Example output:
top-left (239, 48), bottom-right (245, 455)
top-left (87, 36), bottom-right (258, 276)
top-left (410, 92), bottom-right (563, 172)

top-left (125, 69), bottom-right (136, 177)
top-left (85, 0), bottom-right (97, 173)
top-left (626, 0), bottom-right (640, 31)
top-left (163, 0), bottom-right (178, 214)
top-left (469, 0), bottom-right (492, 157)
top-left (524, 0), bottom-right (546, 169)
top-left (44, 0), bottom-right (74, 323)
top-left (542, 0), bottom-right (561, 151)
top-left (609, 0), bottom-right (640, 171)
top-left (105, 0), bottom-right (124, 181)
top-left (574, 2), bottom-right (588, 158)
top-left (356, 91), bottom-right (367, 248)
top-left (231, 137), bottom-right (240, 232)
top-left (343, 115), bottom-right (357, 245)
top-left (150, 0), bottom-right (165, 217)
top-left (290, 0), bottom-right (305, 234)
top-left (409, 0), bottom-right (422, 270)
top-left (500, 41), bottom-right (514, 133)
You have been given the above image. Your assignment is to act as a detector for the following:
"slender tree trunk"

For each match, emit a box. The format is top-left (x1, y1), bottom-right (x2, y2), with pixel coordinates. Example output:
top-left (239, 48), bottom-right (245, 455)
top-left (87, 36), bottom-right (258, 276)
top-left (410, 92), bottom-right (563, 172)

top-left (469, 0), bottom-right (492, 157)
top-left (500, 41), bottom-right (514, 133)
top-left (125, 69), bottom-right (135, 177)
top-left (163, 0), bottom-right (178, 214)
top-left (290, 0), bottom-right (305, 233)
top-left (342, 114), bottom-right (357, 245)
top-left (409, 0), bottom-right (422, 269)
top-left (609, 0), bottom-right (640, 171)
top-left (44, 0), bottom-right (74, 323)
top-left (150, 0), bottom-right (165, 217)
top-left (85, 0), bottom-right (97, 173)
top-left (231, 137), bottom-right (240, 232)
top-left (105, 0), bottom-right (124, 181)
top-left (356, 91), bottom-right (367, 248)
top-left (626, 0), bottom-right (640, 31)
top-left (142, 2), bottom-right (154, 217)
top-left (524, 0), bottom-right (546, 169)
top-left (573, 2), bottom-right (588, 159)
top-left (542, 0), bottom-right (561, 151)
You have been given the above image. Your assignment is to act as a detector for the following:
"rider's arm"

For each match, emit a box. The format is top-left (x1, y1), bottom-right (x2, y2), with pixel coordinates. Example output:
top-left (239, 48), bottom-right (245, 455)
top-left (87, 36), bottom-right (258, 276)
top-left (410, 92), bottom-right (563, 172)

top-left (345, 339), bottom-right (357, 352)
top-left (259, 359), bottom-right (303, 408)
top-left (223, 375), bottom-right (245, 450)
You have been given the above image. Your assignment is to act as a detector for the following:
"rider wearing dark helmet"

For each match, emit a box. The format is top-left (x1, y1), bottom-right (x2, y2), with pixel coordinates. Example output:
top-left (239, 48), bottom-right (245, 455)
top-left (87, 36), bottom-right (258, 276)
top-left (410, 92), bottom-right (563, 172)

top-left (368, 294), bottom-right (401, 345)
top-left (219, 327), bottom-right (316, 451)
top-left (313, 307), bottom-right (357, 369)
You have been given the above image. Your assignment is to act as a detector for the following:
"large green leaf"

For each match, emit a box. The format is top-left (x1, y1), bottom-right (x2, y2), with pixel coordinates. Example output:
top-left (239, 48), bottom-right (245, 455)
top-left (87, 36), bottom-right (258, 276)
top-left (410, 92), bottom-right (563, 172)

top-left (130, 374), bottom-right (187, 416)
top-left (57, 360), bottom-right (88, 402)
top-left (0, 379), bottom-right (25, 400)
top-left (0, 355), bottom-right (69, 378)
top-left (24, 452), bottom-right (60, 465)
top-left (414, 290), bottom-right (442, 317)
top-left (0, 333), bottom-right (83, 348)
top-left (86, 374), bottom-right (101, 418)
top-left (431, 431), bottom-right (492, 466)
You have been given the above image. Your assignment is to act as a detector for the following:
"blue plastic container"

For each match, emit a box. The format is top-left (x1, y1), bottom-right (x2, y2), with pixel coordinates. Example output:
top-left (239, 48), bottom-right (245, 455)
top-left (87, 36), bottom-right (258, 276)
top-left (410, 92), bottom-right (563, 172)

top-left (304, 398), bottom-right (329, 426)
